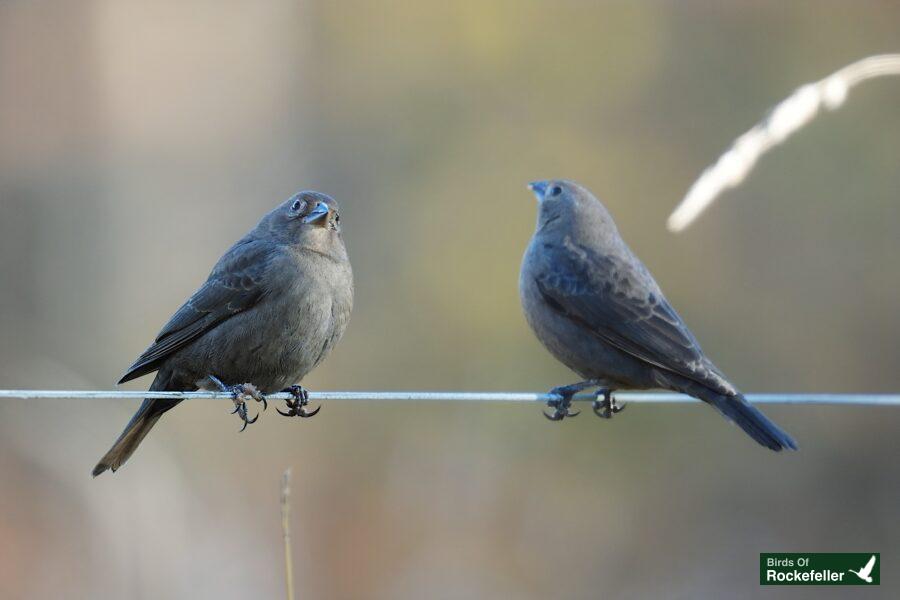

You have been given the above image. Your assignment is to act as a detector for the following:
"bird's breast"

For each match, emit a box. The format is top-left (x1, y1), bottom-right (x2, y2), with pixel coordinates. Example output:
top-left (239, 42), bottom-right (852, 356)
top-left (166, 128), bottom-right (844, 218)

top-left (272, 250), bottom-right (352, 377)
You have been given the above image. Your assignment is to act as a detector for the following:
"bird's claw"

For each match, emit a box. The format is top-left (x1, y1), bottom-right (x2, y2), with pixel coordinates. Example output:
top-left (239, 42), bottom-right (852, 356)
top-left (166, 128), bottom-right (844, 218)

top-left (234, 405), bottom-right (258, 432)
top-left (542, 404), bottom-right (581, 421)
top-left (543, 387), bottom-right (581, 421)
top-left (277, 385), bottom-right (320, 418)
top-left (229, 383), bottom-right (265, 432)
top-left (592, 389), bottom-right (625, 419)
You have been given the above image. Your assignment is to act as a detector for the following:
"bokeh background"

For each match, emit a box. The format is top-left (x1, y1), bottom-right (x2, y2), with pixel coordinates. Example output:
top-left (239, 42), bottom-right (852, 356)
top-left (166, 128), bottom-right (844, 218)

top-left (1, 1), bottom-right (898, 598)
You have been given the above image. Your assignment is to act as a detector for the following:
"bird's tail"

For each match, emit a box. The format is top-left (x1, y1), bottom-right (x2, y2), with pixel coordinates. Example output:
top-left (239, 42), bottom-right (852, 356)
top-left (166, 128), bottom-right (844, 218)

top-left (92, 375), bottom-right (181, 477)
top-left (704, 391), bottom-right (798, 452)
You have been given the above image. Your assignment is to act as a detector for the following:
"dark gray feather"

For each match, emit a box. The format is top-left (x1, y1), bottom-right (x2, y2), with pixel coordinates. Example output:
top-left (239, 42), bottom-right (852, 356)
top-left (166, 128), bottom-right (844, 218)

top-left (533, 241), bottom-right (734, 395)
top-left (119, 239), bottom-right (276, 383)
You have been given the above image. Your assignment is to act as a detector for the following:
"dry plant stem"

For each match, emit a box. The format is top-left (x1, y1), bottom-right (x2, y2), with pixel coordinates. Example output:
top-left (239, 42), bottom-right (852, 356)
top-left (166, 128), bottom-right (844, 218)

top-left (668, 54), bottom-right (900, 233)
top-left (282, 468), bottom-right (295, 600)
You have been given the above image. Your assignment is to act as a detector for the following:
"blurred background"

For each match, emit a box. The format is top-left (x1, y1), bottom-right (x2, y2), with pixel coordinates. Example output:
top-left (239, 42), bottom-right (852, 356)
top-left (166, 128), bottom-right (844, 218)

top-left (1, 1), bottom-right (898, 598)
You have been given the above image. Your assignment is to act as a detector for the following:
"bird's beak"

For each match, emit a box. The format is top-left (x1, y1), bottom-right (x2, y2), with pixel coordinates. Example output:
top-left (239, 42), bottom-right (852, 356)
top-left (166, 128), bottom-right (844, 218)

top-left (528, 181), bottom-right (548, 202)
top-left (301, 201), bottom-right (330, 224)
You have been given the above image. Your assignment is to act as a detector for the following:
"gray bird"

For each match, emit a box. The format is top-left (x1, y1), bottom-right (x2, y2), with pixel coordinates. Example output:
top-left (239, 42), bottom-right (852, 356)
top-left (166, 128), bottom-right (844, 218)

top-left (93, 191), bottom-right (353, 476)
top-left (519, 180), bottom-right (796, 451)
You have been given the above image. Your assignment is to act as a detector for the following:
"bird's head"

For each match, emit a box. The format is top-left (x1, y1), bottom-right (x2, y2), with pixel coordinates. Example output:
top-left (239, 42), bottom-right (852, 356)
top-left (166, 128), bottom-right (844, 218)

top-left (259, 190), bottom-right (344, 247)
top-left (527, 179), bottom-right (619, 240)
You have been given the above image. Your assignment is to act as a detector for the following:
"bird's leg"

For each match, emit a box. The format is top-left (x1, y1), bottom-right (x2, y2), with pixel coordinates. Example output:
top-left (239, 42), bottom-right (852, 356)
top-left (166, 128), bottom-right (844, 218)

top-left (208, 375), bottom-right (266, 432)
top-left (277, 385), bottom-right (321, 418)
top-left (592, 388), bottom-right (625, 419)
top-left (543, 380), bottom-right (602, 421)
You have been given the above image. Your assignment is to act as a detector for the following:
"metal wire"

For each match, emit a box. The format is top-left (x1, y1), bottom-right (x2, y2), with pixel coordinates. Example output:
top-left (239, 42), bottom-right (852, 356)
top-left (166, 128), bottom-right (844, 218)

top-left (0, 390), bottom-right (897, 405)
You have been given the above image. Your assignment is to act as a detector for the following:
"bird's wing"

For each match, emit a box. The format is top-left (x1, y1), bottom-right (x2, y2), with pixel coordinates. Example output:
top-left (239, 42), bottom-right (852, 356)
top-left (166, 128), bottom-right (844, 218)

top-left (534, 241), bottom-right (734, 394)
top-left (119, 238), bottom-right (278, 383)
top-left (862, 555), bottom-right (876, 576)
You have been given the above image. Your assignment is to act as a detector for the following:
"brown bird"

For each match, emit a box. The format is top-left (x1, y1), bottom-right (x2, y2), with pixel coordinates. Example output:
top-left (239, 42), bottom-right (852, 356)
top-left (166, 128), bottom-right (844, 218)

top-left (520, 179), bottom-right (796, 451)
top-left (94, 191), bottom-right (354, 476)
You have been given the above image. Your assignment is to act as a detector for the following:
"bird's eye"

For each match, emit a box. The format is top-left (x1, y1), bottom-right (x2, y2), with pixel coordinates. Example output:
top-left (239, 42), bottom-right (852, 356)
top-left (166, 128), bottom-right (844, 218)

top-left (291, 199), bottom-right (303, 212)
top-left (334, 214), bottom-right (340, 224)
top-left (550, 186), bottom-right (562, 197)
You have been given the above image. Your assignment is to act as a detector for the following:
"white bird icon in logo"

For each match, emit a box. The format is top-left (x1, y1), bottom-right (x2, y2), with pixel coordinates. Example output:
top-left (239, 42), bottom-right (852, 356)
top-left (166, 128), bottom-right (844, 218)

top-left (848, 555), bottom-right (877, 583)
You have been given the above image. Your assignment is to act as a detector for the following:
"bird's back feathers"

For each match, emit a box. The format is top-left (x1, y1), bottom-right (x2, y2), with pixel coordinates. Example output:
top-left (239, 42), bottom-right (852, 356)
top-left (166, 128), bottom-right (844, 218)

top-left (118, 238), bottom-right (278, 383)
top-left (533, 240), bottom-right (736, 397)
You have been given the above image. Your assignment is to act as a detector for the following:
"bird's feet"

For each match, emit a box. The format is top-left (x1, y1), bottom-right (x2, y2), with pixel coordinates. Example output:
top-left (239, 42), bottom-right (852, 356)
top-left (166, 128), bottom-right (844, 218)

top-left (230, 383), bottom-right (267, 432)
top-left (277, 385), bottom-right (321, 418)
top-left (208, 375), bottom-right (267, 432)
top-left (592, 389), bottom-right (625, 419)
top-left (543, 383), bottom-right (584, 421)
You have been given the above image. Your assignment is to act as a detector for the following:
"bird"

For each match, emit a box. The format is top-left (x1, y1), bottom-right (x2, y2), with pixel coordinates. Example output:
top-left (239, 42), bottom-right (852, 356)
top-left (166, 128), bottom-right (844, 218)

top-left (93, 191), bottom-right (354, 476)
top-left (519, 179), bottom-right (797, 451)
top-left (848, 555), bottom-right (877, 583)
